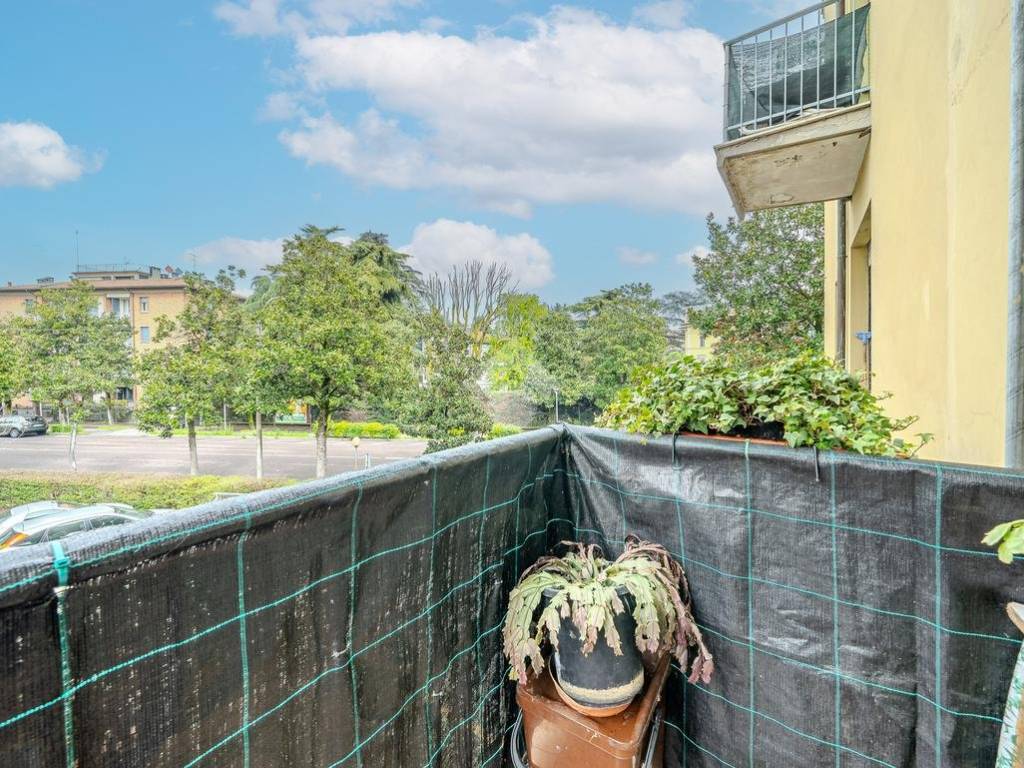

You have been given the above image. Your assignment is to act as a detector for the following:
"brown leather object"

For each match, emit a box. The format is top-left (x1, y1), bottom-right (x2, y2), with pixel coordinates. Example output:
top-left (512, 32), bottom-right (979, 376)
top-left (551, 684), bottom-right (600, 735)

top-left (515, 654), bottom-right (670, 768)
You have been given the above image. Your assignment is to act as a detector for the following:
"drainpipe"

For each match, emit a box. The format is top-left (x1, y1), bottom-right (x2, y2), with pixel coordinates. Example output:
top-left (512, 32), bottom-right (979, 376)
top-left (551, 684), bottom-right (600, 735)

top-left (835, 199), bottom-right (848, 367)
top-left (1005, 0), bottom-right (1024, 466)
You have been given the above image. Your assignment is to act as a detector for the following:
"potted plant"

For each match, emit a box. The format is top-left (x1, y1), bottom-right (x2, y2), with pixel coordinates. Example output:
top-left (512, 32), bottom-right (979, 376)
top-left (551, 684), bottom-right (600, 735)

top-left (502, 536), bottom-right (713, 717)
top-left (598, 352), bottom-right (931, 457)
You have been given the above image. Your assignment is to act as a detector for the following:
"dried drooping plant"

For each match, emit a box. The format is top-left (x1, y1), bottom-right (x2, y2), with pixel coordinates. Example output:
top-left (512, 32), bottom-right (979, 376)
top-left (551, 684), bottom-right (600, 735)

top-left (502, 536), bottom-right (713, 684)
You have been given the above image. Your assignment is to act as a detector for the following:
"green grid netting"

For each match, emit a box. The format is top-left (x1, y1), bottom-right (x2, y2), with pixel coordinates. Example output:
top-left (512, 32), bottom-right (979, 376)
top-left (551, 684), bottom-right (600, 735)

top-left (0, 425), bottom-right (1022, 767)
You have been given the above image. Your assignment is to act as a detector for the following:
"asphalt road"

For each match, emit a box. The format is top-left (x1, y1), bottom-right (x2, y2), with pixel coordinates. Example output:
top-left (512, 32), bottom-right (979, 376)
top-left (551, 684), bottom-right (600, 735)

top-left (0, 429), bottom-right (427, 479)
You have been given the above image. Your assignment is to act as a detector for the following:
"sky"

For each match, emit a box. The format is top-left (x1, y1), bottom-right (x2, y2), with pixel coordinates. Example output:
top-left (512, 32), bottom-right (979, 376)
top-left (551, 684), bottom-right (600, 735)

top-left (0, 0), bottom-right (805, 304)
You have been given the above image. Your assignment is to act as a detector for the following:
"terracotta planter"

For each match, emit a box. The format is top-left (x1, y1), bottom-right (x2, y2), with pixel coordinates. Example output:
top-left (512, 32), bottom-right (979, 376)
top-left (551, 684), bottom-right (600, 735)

top-left (515, 653), bottom-right (669, 768)
top-left (678, 422), bottom-right (787, 448)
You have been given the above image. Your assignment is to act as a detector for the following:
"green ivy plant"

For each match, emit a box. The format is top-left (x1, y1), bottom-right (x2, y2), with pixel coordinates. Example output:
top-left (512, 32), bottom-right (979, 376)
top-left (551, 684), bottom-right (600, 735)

top-left (502, 536), bottom-right (713, 684)
top-left (598, 352), bottom-right (931, 458)
top-left (982, 521), bottom-right (1024, 564)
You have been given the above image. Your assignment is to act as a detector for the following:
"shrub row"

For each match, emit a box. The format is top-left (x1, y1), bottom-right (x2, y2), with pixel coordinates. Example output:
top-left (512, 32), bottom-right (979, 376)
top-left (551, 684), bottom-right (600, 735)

top-left (327, 420), bottom-right (402, 440)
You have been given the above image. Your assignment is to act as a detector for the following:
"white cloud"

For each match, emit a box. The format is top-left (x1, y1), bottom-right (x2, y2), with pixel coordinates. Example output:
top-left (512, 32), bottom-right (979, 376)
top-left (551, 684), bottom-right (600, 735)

top-left (632, 0), bottom-right (690, 30)
top-left (186, 231), bottom-right (356, 276)
top-left (260, 92), bottom-right (305, 121)
top-left (215, 0), bottom-right (419, 37)
top-left (400, 219), bottom-right (554, 289)
top-left (275, 7), bottom-right (727, 217)
top-left (419, 16), bottom-right (450, 33)
top-left (280, 110), bottom-right (426, 188)
top-left (214, 0), bottom-right (283, 36)
top-left (676, 244), bottom-right (710, 266)
top-left (617, 246), bottom-right (659, 266)
top-left (187, 236), bottom-right (287, 272)
top-left (0, 121), bottom-right (101, 189)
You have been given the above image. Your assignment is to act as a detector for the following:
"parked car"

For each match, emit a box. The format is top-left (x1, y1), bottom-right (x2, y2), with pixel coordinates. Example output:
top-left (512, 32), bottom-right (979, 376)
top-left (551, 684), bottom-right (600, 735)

top-left (0, 501), bottom-right (152, 549)
top-left (0, 414), bottom-right (48, 438)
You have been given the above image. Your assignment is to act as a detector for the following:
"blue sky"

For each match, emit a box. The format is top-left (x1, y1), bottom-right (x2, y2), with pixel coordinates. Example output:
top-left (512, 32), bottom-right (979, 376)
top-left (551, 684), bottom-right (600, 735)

top-left (0, 0), bottom-right (802, 303)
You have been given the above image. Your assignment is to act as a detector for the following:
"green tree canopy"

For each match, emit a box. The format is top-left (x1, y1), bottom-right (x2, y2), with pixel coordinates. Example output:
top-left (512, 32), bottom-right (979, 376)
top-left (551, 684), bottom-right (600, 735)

top-left (260, 225), bottom-right (403, 478)
top-left (415, 310), bottom-right (492, 452)
top-left (0, 316), bottom-right (27, 413)
top-left (87, 312), bottom-right (134, 424)
top-left (523, 306), bottom-right (588, 411)
top-left (573, 283), bottom-right (667, 408)
top-left (350, 231), bottom-right (422, 305)
top-left (23, 281), bottom-right (100, 423)
top-left (488, 293), bottom-right (547, 391)
top-left (690, 204), bottom-right (824, 364)
top-left (136, 269), bottom-right (244, 475)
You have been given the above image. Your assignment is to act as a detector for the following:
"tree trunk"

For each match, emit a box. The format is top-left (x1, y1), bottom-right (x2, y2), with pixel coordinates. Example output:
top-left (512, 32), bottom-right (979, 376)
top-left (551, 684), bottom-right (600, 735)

top-left (255, 411), bottom-right (264, 480)
top-left (105, 394), bottom-right (114, 426)
top-left (187, 418), bottom-right (199, 476)
top-left (315, 408), bottom-right (328, 479)
top-left (223, 402), bottom-right (228, 432)
top-left (69, 422), bottom-right (78, 472)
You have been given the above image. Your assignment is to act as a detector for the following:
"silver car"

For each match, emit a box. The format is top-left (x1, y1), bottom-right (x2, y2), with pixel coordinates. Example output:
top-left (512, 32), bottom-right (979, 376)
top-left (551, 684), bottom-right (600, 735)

top-left (0, 501), bottom-right (151, 549)
top-left (0, 414), bottom-right (48, 438)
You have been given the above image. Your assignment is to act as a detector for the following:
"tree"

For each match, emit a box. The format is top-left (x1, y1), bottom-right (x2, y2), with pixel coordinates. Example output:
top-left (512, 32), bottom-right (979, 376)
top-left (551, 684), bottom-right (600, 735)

top-left (350, 231), bottom-right (422, 305)
top-left (423, 261), bottom-right (515, 360)
top-left (86, 313), bottom-right (134, 425)
top-left (261, 226), bottom-right (400, 479)
top-left (23, 282), bottom-right (106, 467)
top-left (573, 284), bottom-right (667, 408)
top-left (136, 270), bottom-right (244, 475)
top-left (415, 311), bottom-right (492, 452)
top-left (488, 293), bottom-right (547, 391)
top-left (690, 204), bottom-right (825, 364)
top-left (0, 317), bottom-right (26, 414)
top-left (659, 290), bottom-right (705, 348)
top-left (414, 261), bottom-right (516, 449)
top-left (232, 307), bottom-right (291, 480)
top-left (523, 307), bottom-right (588, 414)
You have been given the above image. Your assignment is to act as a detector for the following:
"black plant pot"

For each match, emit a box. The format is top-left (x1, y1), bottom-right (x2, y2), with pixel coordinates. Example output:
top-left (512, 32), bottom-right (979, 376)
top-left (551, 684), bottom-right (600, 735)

top-left (543, 586), bottom-right (644, 716)
top-left (727, 421), bottom-right (785, 441)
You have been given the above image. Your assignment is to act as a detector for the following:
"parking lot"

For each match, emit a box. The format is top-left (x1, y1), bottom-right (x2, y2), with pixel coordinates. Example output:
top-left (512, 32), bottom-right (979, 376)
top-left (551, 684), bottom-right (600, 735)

top-left (0, 429), bottom-right (428, 479)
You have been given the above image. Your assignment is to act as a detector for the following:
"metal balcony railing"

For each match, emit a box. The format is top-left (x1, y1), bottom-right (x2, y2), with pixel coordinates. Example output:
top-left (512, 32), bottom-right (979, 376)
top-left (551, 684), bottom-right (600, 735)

top-left (74, 262), bottom-right (151, 274)
top-left (723, 0), bottom-right (870, 141)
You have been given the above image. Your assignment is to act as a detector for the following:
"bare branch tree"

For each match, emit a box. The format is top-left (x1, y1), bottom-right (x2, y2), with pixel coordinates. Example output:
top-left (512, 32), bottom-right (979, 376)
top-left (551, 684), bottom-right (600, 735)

top-left (422, 261), bottom-right (517, 359)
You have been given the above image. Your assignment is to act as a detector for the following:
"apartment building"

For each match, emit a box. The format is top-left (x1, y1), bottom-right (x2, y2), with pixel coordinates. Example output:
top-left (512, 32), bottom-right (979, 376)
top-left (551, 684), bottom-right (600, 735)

top-left (0, 264), bottom-right (189, 403)
top-left (714, 0), bottom-right (1019, 466)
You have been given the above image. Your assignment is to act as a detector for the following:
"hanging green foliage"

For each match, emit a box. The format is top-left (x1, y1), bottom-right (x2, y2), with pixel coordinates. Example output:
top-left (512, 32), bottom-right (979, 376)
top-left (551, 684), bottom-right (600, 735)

top-left (599, 351), bottom-right (931, 457)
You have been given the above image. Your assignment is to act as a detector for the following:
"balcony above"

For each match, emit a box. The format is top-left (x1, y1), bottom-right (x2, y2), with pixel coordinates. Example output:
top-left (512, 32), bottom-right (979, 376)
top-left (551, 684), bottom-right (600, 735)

top-left (716, 102), bottom-right (870, 213)
top-left (715, 1), bottom-right (871, 213)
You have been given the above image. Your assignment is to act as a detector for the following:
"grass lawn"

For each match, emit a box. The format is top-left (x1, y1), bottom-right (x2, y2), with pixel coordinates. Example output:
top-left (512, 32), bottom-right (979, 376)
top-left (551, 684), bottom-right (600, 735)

top-left (0, 471), bottom-right (292, 511)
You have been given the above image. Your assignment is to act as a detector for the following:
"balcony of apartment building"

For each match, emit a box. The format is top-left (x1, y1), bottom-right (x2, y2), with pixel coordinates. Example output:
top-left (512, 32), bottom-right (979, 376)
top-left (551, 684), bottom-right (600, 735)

top-left (715, 0), bottom-right (871, 213)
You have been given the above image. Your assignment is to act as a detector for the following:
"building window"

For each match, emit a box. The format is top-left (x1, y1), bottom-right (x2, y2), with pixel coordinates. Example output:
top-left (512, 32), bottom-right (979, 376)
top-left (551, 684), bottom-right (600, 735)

top-left (109, 296), bottom-right (131, 319)
top-left (140, 326), bottom-right (150, 344)
top-left (699, 333), bottom-right (707, 348)
top-left (115, 386), bottom-right (134, 402)
top-left (24, 298), bottom-right (35, 311)
top-left (139, 296), bottom-right (149, 313)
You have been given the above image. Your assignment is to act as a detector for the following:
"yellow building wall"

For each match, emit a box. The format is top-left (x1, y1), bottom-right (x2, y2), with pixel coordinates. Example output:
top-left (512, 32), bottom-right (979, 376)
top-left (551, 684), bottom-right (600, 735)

top-left (0, 293), bottom-right (31, 318)
top-left (0, 283), bottom-right (188, 405)
top-left (823, 0), bottom-right (1011, 465)
top-left (683, 325), bottom-right (716, 359)
top-left (134, 290), bottom-right (187, 349)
